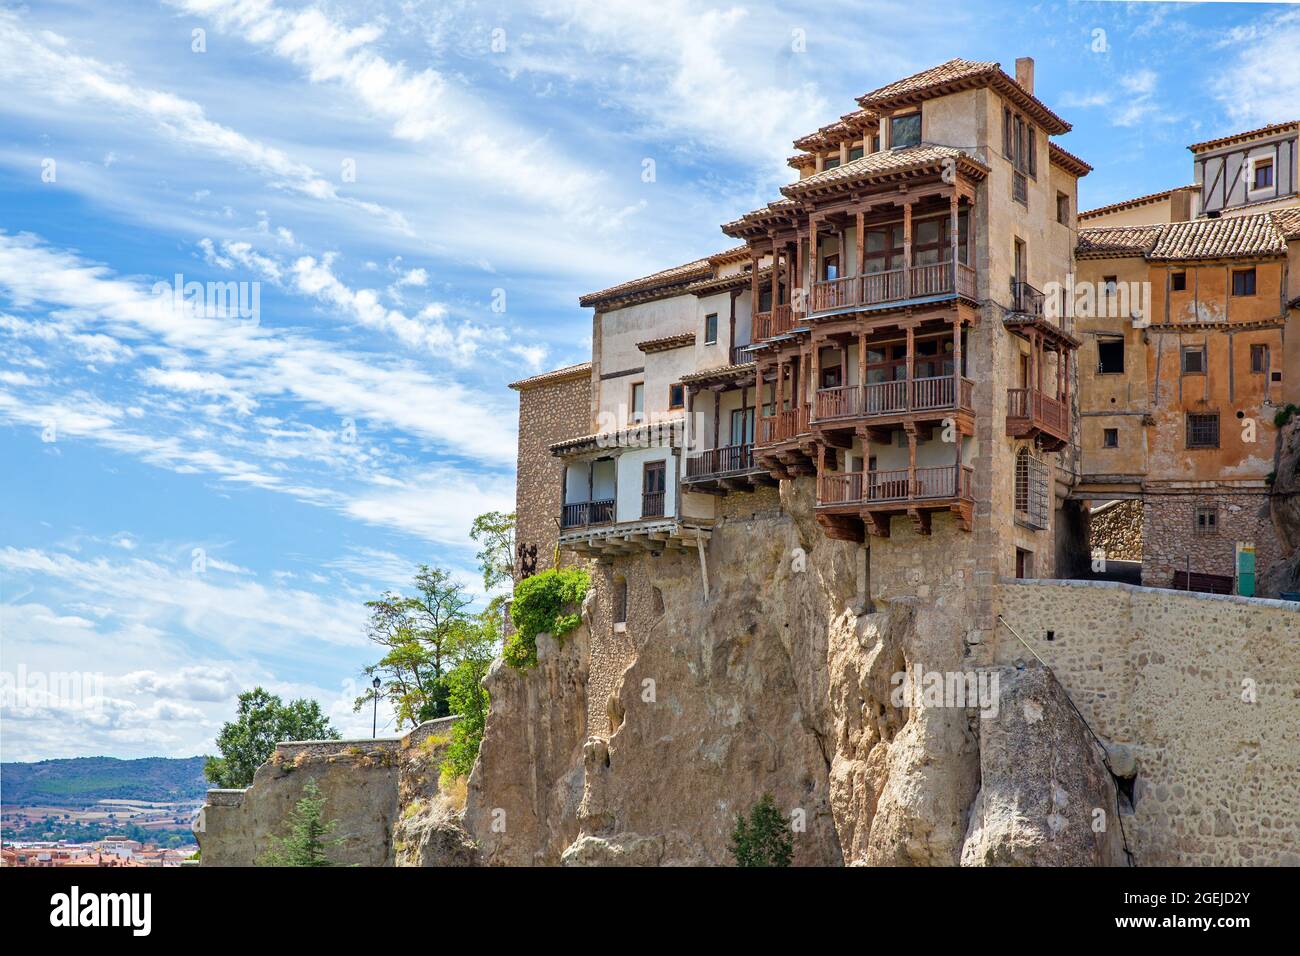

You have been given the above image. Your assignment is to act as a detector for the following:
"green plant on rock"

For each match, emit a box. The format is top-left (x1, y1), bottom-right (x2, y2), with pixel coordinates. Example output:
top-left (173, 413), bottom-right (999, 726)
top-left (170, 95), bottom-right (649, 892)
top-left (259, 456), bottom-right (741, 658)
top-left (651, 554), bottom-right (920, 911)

top-left (505, 568), bottom-right (590, 669)
top-left (259, 779), bottom-right (344, 867)
top-left (1274, 403), bottom-right (1298, 428)
top-left (729, 793), bottom-right (793, 867)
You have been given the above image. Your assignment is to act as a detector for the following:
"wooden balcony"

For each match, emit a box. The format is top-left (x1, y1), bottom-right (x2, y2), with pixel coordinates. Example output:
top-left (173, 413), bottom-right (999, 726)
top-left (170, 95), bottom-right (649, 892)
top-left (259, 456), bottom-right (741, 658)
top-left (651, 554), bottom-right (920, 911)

top-left (808, 262), bottom-right (976, 317)
top-left (753, 304), bottom-right (795, 340)
top-left (1010, 280), bottom-right (1045, 318)
top-left (758, 406), bottom-right (810, 446)
top-left (561, 499), bottom-right (615, 529)
top-left (815, 464), bottom-right (975, 539)
top-left (1006, 387), bottom-right (1069, 451)
top-left (813, 376), bottom-right (975, 426)
top-left (683, 443), bottom-right (772, 495)
top-left (641, 491), bottom-right (665, 519)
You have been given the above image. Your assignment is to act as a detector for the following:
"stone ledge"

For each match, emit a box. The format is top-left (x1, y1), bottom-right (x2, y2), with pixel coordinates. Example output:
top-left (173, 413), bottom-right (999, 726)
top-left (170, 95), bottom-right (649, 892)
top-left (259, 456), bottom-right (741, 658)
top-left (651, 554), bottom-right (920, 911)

top-left (1000, 575), bottom-right (1300, 610)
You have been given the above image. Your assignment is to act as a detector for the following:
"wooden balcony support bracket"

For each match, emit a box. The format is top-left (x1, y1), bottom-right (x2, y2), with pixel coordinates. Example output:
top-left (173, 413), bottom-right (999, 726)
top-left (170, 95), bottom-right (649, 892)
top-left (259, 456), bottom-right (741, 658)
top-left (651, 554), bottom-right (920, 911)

top-left (864, 511), bottom-right (892, 538)
top-left (907, 507), bottom-right (932, 537)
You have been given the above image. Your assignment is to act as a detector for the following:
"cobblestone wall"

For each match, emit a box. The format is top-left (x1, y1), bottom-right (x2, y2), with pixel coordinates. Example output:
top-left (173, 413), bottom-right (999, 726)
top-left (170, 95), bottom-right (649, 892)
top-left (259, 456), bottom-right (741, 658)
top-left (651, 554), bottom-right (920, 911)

top-left (994, 578), bottom-right (1299, 865)
top-left (1141, 490), bottom-right (1280, 587)
top-left (1089, 498), bottom-right (1143, 561)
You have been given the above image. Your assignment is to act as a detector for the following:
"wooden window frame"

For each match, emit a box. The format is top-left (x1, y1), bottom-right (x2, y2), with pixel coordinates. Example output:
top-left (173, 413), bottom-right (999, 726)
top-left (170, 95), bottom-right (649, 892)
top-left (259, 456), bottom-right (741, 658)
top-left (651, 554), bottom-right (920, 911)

top-left (1097, 338), bottom-right (1124, 375)
top-left (668, 383), bottom-right (684, 410)
top-left (1251, 157), bottom-right (1274, 191)
top-left (1056, 191), bottom-right (1069, 225)
top-left (630, 380), bottom-right (645, 421)
top-left (1171, 271), bottom-right (1187, 291)
top-left (1102, 428), bottom-right (1119, 449)
top-left (1250, 343), bottom-right (1269, 374)
top-left (890, 111), bottom-right (921, 149)
top-left (1186, 412), bottom-right (1219, 449)
top-left (704, 312), bottom-right (719, 345)
top-left (1231, 268), bottom-right (1256, 297)
top-left (1181, 345), bottom-right (1206, 375)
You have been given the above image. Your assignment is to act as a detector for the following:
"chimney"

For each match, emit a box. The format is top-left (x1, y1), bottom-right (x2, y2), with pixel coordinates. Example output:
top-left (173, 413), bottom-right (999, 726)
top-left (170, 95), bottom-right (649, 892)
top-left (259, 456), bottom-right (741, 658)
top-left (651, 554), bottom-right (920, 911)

top-left (1015, 57), bottom-right (1035, 95)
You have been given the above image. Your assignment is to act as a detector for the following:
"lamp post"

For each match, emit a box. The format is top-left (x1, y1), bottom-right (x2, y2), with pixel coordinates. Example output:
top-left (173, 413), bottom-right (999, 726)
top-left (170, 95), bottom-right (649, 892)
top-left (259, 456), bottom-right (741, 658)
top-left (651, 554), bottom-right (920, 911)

top-left (372, 675), bottom-right (382, 739)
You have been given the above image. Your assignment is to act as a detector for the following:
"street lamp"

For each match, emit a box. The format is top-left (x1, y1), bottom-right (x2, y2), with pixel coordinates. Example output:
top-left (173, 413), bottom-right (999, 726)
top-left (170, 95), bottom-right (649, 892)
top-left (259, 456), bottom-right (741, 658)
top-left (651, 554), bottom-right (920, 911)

top-left (371, 675), bottom-right (382, 739)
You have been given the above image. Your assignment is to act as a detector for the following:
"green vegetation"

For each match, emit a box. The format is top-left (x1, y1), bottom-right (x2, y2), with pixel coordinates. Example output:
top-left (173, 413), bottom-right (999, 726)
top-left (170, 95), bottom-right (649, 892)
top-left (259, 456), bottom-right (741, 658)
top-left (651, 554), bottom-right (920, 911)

top-left (469, 510), bottom-right (516, 592)
top-left (1274, 403), bottom-right (1299, 428)
top-left (729, 794), bottom-right (794, 867)
top-left (204, 688), bottom-right (338, 789)
top-left (1, 755), bottom-right (207, 806)
top-left (505, 567), bottom-right (590, 669)
top-left (259, 779), bottom-right (344, 867)
top-left (439, 600), bottom-right (500, 780)
top-left (356, 565), bottom-right (472, 727)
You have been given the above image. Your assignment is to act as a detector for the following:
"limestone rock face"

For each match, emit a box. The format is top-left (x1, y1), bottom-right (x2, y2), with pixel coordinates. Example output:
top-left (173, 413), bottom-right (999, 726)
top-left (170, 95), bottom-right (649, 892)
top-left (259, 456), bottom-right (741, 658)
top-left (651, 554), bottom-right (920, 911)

top-left (1262, 417), bottom-right (1300, 597)
top-left (394, 802), bottom-right (478, 867)
top-left (960, 664), bottom-right (1127, 867)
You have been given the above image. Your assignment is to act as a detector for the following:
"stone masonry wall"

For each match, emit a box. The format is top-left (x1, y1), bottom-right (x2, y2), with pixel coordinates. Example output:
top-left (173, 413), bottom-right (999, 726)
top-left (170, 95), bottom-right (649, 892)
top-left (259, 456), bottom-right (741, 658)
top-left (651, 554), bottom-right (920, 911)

top-left (1142, 490), bottom-right (1280, 587)
top-left (1089, 498), bottom-right (1143, 562)
top-left (993, 579), bottom-right (1299, 865)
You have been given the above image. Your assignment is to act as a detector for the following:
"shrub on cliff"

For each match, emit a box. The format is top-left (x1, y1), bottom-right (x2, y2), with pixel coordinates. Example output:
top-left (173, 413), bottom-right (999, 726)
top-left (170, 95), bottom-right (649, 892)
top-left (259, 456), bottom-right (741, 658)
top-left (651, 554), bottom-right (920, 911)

top-left (505, 568), bottom-right (590, 669)
top-left (729, 794), bottom-right (793, 867)
top-left (440, 602), bottom-right (499, 780)
top-left (204, 688), bottom-right (338, 789)
top-left (259, 779), bottom-right (344, 867)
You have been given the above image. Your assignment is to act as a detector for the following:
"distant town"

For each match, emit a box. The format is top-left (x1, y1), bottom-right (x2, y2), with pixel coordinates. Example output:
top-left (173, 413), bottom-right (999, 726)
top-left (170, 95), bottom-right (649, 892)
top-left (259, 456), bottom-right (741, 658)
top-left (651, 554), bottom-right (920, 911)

top-left (3, 835), bottom-right (197, 868)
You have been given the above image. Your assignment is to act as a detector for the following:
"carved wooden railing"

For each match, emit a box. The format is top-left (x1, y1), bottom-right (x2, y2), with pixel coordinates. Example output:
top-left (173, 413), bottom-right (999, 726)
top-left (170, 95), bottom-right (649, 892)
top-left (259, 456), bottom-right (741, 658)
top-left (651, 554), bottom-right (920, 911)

top-left (807, 262), bottom-right (977, 315)
top-left (686, 443), bottom-right (754, 479)
top-left (561, 499), bottom-right (615, 529)
top-left (818, 465), bottom-right (974, 507)
top-left (815, 384), bottom-right (861, 420)
top-left (1007, 387), bottom-right (1067, 436)
top-left (758, 406), bottom-right (809, 445)
top-left (641, 491), bottom-right (666, 519)
top-left (815, 376), bottom-right (973, 422)
top-left (753, 303), bottom-right (795, 340)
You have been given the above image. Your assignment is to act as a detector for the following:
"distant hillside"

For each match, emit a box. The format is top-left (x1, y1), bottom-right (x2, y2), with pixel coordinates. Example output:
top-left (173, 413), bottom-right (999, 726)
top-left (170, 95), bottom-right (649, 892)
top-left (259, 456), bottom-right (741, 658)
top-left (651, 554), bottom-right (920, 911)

top-left (1, 756), bottom-right (208, 807)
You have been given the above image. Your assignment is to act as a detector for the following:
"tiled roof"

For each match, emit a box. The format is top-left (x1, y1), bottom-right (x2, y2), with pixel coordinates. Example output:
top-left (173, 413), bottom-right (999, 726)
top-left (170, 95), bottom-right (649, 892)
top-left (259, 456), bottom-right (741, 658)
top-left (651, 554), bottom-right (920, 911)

top-left (1075, 225), bottom-right (1165, 259)
top-left (781, 144), bottom-right (986, 199)
top-left (680, 361), bottom-right (757, 385)
top-left (1271, 207), bottom-right (1300, 240)
top-left (579, 256), bottom-right (715, 308)
top-left (1076, 213), bottom-right (1291, 262)
top-left (1048, 142), bottom-right (1092, 177)
top-left (1147, 213), bottom-right (1287, 261)
top-left (1078, 185), bottom-right (1198, 221)
top-left (508, 362), bottom-right (591, 391)
top-left (687, 265), bottom-right (776, 297)
top-left (792, 110), bottom-right (877, 151)
top-left (637, 332), bottom-right (695, 353)
top-left (1187, 120), bottom-right (1299, 154)
top-left (856, 58), bottom-right (1070, 134)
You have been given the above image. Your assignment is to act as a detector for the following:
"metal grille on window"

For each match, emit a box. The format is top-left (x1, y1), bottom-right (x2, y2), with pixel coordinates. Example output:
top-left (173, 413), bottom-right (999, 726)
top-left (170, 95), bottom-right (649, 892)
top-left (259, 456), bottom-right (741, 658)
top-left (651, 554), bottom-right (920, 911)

top-left (1187, 413), bottom-right (1219, 448)
top-left (1014, 448), bottom-right (1049, 529)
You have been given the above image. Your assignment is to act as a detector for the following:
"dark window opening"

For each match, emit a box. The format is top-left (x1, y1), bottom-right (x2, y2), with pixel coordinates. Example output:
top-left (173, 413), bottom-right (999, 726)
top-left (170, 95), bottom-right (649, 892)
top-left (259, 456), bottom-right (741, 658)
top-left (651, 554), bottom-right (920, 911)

top-left (1250, 344), bottom-right (1269, 374)
top-left (1232, 268), bottom-right (1256, 297)
top-left (1103, 428), bottom-right (1119, 448)
top-left (848, 145), bottom-right (864, 161)
top-left (1103, 275), bottom-right (1118, 296)
top-left (704, 312), bottom-right (718, 344)
top-left (1056, 192), bottom-right (1069, 225)
top-left (1186, 413), bottom-right (1219, 449)
top-left (1253, 159), bottom-right (1274, 190)
top-left (1194, 507), bottom-right (1218, 534)
top-left (890, 112), bottom-right (921, 149)
top-left (1171, 271), bottom-right (1187, 291)
top-left (668, 383), bottom-right (684, 409)
top-left (1181, 346), bottom-right (1206, 375)
top-left (823, 156), bottom-right (840, 170)
top-left (613, 576), bottom-right (628, 625)
top-left (1097, 339), bottom-right (1125, 374)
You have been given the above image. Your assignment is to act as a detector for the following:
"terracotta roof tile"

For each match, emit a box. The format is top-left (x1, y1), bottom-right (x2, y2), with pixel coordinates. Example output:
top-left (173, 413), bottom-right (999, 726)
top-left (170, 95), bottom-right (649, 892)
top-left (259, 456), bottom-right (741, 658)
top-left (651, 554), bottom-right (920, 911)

top-left (579, 256), bottom-right (714, 308)
top-left (1075, 225), bottom-right (1165, 259)
top-left (1187, 120), bottom-right (1298, 154)
top-left (856, 58), bottom-right (1070, 134)
top-left (1048, 142), bottom-right (1092, 177)
top-left (781, 144), bottom-right (985, 198)
top-left (508, 362), bottom-right (591, 391)
top-left (1147, 213), bottom-right (1286, 261)
top-left (636, 332), bottom-right (695, 353)
top-left (1271, 207), bottom-right (1300, 241)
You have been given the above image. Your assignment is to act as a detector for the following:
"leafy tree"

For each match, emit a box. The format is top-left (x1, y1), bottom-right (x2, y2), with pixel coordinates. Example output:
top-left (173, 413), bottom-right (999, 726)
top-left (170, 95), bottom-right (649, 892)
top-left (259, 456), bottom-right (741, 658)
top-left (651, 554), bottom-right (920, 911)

top-left (469, 511), bottom-right (516, 592)
top-left (204, 688), bottom-right (338, 788)
top-left (440, 599), bottom-right (502, 780)
top-left (506, 567), bottom-right (590, 669)
top-left (356, 565), bottom-right (472, 727)
top-left (729, 794), bottom-right (794, 867)
top-left (259, 779), bottom-right (343, 867)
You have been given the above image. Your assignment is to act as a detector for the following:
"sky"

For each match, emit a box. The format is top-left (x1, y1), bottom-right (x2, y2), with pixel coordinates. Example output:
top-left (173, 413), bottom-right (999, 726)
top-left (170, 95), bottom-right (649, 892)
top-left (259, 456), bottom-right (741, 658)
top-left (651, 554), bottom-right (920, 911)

top-left (0, 0), bottom-right (1297, 762)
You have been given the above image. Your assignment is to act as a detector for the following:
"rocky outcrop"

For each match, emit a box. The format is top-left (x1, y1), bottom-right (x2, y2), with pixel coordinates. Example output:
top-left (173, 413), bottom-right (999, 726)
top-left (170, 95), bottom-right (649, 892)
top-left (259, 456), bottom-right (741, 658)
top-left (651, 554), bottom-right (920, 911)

top-left (1262, 416), bottom-right (1300, 597)
top-left (394, 800), bottom-right (478, 867)
top-left (960, 664), bottom-right (1127, 866)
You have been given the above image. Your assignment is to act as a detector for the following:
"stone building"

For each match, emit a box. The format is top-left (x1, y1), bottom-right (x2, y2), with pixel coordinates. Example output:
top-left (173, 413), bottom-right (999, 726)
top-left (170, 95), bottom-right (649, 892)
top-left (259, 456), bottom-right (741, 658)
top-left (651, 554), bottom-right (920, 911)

top-left (1074, 120), bottom-right (1300, 594)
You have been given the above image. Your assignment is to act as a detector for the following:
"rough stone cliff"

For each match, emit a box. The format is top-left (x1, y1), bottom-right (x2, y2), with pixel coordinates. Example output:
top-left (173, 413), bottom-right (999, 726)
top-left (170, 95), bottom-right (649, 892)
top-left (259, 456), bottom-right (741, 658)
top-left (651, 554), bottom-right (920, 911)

top-left (447, 480), bottom-right (1124, 866)
top-left (1262, 416), bottom-right (1300, 597)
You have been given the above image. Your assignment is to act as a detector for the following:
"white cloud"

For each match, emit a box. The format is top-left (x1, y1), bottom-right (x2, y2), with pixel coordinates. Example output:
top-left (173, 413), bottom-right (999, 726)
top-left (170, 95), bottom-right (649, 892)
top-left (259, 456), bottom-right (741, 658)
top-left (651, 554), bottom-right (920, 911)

top-left (1213, 9), bottom-right (1300, 127)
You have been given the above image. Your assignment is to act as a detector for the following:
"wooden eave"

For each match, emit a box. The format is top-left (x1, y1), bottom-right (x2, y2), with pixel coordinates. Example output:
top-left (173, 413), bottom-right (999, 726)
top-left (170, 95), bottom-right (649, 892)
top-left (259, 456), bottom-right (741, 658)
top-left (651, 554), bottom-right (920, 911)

top-left (857, 69), bottom-right (1070, 135)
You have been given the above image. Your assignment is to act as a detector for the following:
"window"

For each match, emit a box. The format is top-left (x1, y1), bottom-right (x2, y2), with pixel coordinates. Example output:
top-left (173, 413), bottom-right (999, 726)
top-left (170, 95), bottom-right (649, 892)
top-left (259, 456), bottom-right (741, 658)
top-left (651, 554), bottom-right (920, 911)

top-left (1097, 338), bottom-right (1125, 374)
top-left (1103, 275), bottom-right (1118, 296)
top-left (641, 460), bottom-right (666, 518)
top-left (1253, 158), bottom-right (1274, 190)
top-left (704, 313), bottom-right (718, 344)
top-left (1186, 412), bottom-right (1219, 448)
top-left (848, 145), bottom-right (864, 161)
top-left (823, 156), bottom-right (841, 170)
top-left (730, 407), bottom-right (755, 446)
top-left (1014, 447), bottom-right (1049, 529)
top-left (1004, 106), bottom-right (1036, 177)
top-left (1015, 548), bottom-right (1033, 579)
top-left (668, 383), bottom-right (684, 410)
top-left (1103, 428), bottom-right (1119, 448)
top-left (1181, 345), bottom-right (1206, 374)
top-left (1171, 271), bottom-right (1187, 291)
top-left (1056, 192), bottom-right (1069, 225)
top-left (1194, 507), bottom-right (1218, 535)
top-left (822, 252), bottom-right (840, 281)
top-left (1250, 344), bottom-right (1270, 374)
top-left (1232, 268), bottom-right (1256, 296)
top-left (890, 112), bottom-right (920, 149)
top-left (630, 381), bottom-right (645, 421)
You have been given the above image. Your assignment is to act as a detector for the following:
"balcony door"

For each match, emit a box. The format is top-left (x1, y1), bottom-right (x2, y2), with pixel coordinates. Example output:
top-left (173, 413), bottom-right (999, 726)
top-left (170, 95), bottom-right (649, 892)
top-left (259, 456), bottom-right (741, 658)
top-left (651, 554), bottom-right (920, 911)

top-left (730, 407), bottom-right (755, 446)
top-left (642, 460), bottom-right (666, 518)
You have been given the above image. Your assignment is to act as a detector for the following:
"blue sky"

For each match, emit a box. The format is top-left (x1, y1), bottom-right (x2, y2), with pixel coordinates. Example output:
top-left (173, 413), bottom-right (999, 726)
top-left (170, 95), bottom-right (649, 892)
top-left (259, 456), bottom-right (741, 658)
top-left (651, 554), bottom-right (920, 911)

top-left (1, 0), bottom-right (1296, 761)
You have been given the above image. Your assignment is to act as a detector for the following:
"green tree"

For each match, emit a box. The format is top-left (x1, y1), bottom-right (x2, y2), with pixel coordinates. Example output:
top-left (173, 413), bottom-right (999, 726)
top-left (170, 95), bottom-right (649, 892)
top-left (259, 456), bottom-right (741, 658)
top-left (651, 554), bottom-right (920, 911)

top-left (469, 511), bottom-right (516, 592)
top-left (729, 794), bottom-right (794, 867)
top-left (356, 565), bottom-right (471, 727)
top-left (259, 779), bottom-right (343, 867)
top-left (204, 688), bottom-right (338, 788)
top-left (440, 599), bottom-right (502, 780)
top-left (506, 567), bottom-right (589, 669)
